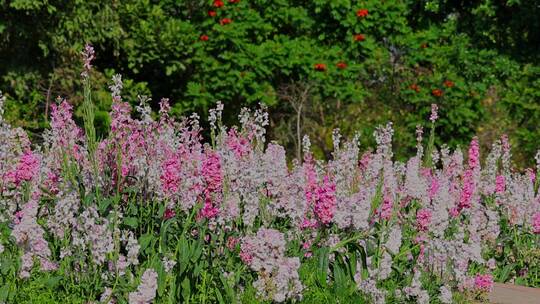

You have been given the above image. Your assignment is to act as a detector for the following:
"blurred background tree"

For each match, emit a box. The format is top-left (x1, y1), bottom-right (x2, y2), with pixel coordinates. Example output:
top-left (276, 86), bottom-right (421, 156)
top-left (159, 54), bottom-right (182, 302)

top-left (1, 0), bottom-right (539, 165)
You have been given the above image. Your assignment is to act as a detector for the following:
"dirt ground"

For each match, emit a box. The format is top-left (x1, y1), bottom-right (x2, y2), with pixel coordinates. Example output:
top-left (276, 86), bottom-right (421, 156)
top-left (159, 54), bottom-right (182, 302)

top-left (488, 283), bottom-right (540, 304)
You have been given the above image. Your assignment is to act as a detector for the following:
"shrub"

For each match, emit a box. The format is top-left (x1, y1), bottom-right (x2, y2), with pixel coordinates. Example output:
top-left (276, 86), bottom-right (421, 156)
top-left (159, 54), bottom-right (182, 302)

top-left (0, 49), bottom-right (539, 303)
top-left (1, 0), bottom-right (540, 163)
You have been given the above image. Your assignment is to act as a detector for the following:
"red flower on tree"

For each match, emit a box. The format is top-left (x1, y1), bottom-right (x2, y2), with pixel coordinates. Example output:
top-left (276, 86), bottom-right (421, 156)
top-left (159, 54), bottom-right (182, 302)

top-left (213, 0), bottom-right (224, 8)
top-left (354, 34), bottom-right (365, 42)
top-left (336, 62), bottom-right (347, 69)
top-left (421, 43), bottom-right (428, 49)
top-left (432, 89), bottom-right (443, 97)
top-left (314, 63), bottom-right (327, 71)
top-left (443, 80), bottom-right (455, 88)
top-left (229, 0), bottom-right (240, 3)
top-left (208, 10), bottom-right (217, 17)
top-left (200, 35), bottom-right (209, 41)
top-left (409, 83), bottom-right (420, 93)
top-left (356, 8), bottom-right (369, 18)
top-left (220, 18), bottom-right (232, 25)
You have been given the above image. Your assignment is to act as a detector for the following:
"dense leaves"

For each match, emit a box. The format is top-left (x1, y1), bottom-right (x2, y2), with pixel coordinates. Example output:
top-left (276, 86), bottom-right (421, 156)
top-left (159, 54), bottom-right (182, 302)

top-left (1, 0), bottom-right (539, 163)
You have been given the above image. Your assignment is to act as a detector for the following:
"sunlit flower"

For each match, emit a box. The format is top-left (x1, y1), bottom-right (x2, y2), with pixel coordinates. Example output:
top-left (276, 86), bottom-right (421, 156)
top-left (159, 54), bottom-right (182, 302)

top-left (220, 18), bottom-right (232, 25)
top-left (336, 62), bottom-right (347, 69)
top-left (354, 34), bottom-right (366, 42)
top-left (213, 0), bottom-right (224, 8)
top-left (474, 274), bottom-right (493, 292)
top-left (314, 63), bottom-right (327, 71)
top-left (356, 9), bottom-right (369, 18)
top-left (431, 89), bottom-right (443, 97)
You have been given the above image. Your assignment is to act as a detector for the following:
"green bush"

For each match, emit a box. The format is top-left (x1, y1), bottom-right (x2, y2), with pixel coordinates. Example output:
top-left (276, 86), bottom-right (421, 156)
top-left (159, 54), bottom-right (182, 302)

top-left (1, 0), bottom-right (539, 163)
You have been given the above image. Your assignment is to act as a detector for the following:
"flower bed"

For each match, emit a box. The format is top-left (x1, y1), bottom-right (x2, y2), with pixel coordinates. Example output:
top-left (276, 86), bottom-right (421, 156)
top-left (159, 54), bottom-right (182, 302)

top-left (0, 47), bottom-right (539, 303)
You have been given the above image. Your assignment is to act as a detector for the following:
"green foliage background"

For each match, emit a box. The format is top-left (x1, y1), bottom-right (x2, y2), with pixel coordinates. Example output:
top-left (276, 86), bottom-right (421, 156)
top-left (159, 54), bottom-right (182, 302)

top-left (1, 0), bottom-right (539, 164)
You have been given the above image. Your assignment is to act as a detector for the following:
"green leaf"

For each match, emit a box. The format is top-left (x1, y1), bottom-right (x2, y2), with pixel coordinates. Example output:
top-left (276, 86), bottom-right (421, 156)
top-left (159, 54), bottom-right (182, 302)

top-left (123, 217), bottom-right (138, 229)
top-left (98, 198), bottom-right (112, 213)
top-left (317, 247), bottom-right (330, 287)
top-left (215, 288), bottom-right (225, 304)
top-left (0, 258), bottom-right (12, 275)
top-left (219, 274), bottom-right (236, 303)
top-left (498, 263), bottom-right (515, 282)
top-left (138, 233), bottom-right (154, 252)
top-left (159, 218), bottom-right (175, 250)
top-left (156, 261), bottom-right (166, 296)
top-left (45, 276), bottom-right (62, 288)
top-left (0, 284), bottom-right (10, 301)
top-left (84, 192), bottom-right (95, 206)
top-left (181, 278), bottom-right (191, 300)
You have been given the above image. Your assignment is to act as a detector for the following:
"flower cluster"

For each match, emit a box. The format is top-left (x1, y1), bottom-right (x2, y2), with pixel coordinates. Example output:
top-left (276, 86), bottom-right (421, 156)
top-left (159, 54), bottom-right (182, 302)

top-left (314, 63), bottom-right (327, 71)
top-left (241, 228), bottom-right (303, 302)
top-left (356, 8), bottom-right (369, 18)
top-left (474, 274), bottom-right (494, 292)
top-left (81, 43), bottom-right (95, 79)
top-left (128, 269), bottom-right (158, 304)
top-left (4, 150), bottom-right (40, 186)
top-left (12, 193), bottom-right (57, 278)
top-left (533, 212), bottom-right (540, 234)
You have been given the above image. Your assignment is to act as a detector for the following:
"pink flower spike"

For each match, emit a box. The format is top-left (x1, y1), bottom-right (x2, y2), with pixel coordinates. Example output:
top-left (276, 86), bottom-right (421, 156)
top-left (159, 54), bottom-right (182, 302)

top-left (474, 274), bottom-right (493, 292)
top-left (313, 176), bottom-right (337, 225)
top-left (160, 153), bottom-right (181, 195)
top-left (468, 137), bottom-right (480, 171)
top-left (495, 175), bottom-right (506, 194)
top-left (6, 150), bottom-right (40, 187)
top-left (459, 169), bottom-right (475, 210)
top-left (416, 208), bottom-right (432, 231)
top-left (532, 212), bottom-right (540, 234)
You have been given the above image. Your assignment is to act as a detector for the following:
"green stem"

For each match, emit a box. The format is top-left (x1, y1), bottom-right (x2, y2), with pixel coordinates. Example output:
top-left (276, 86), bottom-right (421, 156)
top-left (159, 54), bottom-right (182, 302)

top-left (330, 232), bottom-right (367, 252)
top-left (82, 77), bottom-right (101, 203)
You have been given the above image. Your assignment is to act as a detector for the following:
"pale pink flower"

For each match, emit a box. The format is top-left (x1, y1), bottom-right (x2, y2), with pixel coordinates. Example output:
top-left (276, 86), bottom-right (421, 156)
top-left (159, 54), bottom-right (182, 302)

top-left (532, 212), bottom-right (540, 234)
top-left (380, 193), bottom-right (393, 220)
top-left (226, 236), bottom-right (239, 250)
top-left (81, 43), bottom-right (95, 79)
top-left (430, 103), bottom-right (439, 122)
top-left (226, 128), bottom-right (250, 158)
top-left (429, 176), bottom-right (440, 200)
top-left (128, 269), bottom-right (158, 304)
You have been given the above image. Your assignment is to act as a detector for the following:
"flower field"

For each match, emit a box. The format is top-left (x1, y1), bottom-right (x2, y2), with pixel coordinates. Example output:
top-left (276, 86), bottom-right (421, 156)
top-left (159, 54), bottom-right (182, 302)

top-left (1, 46), bottom-right (540, 304)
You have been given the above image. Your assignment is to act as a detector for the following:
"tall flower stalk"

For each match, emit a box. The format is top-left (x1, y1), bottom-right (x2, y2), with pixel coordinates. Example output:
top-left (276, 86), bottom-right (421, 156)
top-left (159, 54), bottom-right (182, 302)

top-left (424, 103), bottom-right (438, 167)
top-left (81, 44), bottom-right (99, 187)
